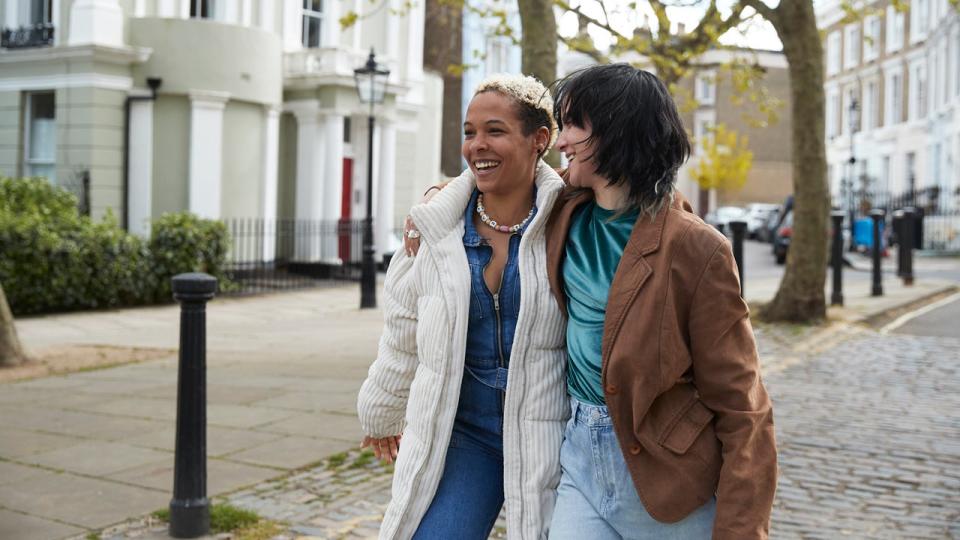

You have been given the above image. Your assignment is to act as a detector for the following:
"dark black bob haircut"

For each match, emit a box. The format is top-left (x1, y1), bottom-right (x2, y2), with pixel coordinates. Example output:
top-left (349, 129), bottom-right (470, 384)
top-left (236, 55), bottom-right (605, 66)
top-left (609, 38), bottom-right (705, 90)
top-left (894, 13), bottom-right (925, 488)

top-left (553, 64), bottom-right (691, 214)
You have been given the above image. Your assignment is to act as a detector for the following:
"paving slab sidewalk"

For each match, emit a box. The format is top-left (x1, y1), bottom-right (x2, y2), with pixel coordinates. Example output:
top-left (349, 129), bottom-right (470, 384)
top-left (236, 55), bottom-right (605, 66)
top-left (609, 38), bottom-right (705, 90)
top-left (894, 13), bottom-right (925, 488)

top-left (2, 257), bottom-right (957, 539)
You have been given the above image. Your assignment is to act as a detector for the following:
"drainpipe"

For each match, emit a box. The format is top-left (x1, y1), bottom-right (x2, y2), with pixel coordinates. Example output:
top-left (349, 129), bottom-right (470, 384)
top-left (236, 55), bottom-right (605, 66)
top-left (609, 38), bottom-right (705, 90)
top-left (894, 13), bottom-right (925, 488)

top-left (122, 76), bottom-right (162, 231)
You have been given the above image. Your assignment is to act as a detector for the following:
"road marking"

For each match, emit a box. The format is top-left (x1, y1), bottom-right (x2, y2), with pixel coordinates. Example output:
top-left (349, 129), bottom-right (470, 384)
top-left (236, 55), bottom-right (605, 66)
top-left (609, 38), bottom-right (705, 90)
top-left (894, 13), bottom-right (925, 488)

top-left (879, 291), bottom-right (960, 335)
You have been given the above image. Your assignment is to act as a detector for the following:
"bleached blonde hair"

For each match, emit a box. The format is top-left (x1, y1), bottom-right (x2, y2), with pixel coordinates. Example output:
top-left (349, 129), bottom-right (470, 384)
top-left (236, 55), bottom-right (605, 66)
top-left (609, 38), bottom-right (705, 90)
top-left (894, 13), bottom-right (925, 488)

top-left (473, 73), bottom-right (558, 149)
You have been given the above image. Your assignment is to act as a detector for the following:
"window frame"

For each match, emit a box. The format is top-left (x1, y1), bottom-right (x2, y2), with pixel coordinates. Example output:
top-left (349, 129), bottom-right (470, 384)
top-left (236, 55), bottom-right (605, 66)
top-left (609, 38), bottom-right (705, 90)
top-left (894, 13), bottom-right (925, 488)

top-left (301, 0), bottom-right (323, 48)
top-left (22, 90), bottom-right (57, 184)
top-left (844, 23), bottom-right (860, 70)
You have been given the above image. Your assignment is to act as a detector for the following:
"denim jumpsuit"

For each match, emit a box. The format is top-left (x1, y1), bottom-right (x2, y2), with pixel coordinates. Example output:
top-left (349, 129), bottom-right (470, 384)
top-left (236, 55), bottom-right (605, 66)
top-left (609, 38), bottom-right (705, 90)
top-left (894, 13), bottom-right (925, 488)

top-left (413, 189), bottom-right (535, 539)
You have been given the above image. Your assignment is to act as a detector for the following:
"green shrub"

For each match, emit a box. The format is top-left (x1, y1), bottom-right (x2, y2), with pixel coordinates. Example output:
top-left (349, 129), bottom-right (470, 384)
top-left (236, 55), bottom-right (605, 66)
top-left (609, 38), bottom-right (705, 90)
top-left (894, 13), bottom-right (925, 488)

top-left (149, 212), bottom-right (231, 302)
top-left (0, 177), bottom-right (230, 315)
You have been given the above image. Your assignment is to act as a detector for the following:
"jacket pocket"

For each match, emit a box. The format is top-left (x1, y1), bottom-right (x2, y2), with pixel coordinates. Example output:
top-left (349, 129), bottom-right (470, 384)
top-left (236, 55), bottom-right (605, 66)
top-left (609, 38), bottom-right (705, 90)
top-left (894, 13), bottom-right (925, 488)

top-left (658, 397), bottom-right (714, 454)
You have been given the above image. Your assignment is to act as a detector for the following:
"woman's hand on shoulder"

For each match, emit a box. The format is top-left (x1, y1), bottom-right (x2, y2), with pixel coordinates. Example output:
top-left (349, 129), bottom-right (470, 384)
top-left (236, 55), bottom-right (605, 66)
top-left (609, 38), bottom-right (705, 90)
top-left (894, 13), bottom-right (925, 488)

top-left (403, 181), bottom-right (449, 257)
top-left (361, 434), bottom-right (402, 464)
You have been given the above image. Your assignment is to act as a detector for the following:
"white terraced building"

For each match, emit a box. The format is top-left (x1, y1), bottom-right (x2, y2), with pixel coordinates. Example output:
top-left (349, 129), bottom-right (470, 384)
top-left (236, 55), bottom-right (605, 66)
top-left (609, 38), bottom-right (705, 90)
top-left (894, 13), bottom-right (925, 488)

top-left (817, 0), bottom-right (960, 208)
top-left (0, 0), bottom-right (443, 262)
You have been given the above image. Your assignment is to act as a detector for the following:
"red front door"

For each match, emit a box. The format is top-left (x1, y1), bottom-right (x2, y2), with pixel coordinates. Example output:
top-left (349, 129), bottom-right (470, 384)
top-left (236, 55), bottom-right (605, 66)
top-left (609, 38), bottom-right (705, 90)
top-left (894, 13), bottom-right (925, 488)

top-left (339, 158), bottom-right (353, 261)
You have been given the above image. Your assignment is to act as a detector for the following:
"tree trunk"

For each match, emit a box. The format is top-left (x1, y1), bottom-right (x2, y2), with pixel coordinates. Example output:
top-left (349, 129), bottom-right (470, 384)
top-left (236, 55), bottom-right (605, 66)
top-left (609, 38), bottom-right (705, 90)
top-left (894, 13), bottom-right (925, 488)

top-left (0, 282), bottom-right (26, 367)
top-left (760, 0), bottom-right (830, 322)
top-left (518, 0), bottom-right (558, 87)
top-left (423, 0), bottom-right (464, 177)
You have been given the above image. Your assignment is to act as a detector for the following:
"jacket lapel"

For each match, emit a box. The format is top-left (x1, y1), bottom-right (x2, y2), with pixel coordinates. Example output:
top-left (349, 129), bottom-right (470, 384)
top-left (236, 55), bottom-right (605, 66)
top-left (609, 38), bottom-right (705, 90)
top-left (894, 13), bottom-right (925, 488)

top-left (600, 195), bottom-right (678, 364)
top-left (546, 188), bottom-right (593, 316)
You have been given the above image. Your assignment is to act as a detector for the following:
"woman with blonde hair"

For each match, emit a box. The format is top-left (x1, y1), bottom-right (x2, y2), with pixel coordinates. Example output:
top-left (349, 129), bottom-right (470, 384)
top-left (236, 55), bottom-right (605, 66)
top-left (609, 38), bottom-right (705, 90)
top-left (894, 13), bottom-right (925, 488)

top-left (357, 74), bottom-right (568, 539)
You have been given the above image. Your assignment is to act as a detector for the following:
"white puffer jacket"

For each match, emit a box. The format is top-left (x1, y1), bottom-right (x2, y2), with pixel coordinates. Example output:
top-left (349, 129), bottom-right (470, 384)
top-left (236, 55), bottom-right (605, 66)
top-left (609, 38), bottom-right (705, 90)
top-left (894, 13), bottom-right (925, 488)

top-left (357, 161), bottom-right (569, 539)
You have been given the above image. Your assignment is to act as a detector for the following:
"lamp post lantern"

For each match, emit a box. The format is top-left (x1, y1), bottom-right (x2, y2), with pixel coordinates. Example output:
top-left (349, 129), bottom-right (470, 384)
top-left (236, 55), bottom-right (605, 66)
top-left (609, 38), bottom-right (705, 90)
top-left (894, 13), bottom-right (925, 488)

top-left (846, 97), bottom-right (859, 252)
top-left (354, 49), bottom-right (390, 309)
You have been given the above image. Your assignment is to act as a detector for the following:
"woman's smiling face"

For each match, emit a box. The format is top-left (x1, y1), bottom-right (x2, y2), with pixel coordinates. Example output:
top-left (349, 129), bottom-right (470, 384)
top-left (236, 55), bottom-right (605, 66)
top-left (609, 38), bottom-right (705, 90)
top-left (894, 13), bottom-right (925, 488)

top-left (555, 116), bottom-right (604, 190)
top-left (462, 91), bottom-right (545, 195)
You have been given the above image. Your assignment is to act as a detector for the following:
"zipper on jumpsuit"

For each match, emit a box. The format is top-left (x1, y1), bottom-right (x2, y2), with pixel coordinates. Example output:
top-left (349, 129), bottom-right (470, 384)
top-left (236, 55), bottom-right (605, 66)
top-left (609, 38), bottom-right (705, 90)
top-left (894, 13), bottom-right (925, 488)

top-left (481, 242), bottom-right (510, 432)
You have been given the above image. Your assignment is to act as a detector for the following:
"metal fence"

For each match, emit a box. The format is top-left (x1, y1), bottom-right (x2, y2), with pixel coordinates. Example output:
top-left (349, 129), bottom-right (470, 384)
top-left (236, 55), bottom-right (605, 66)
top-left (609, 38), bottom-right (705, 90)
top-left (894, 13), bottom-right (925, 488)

top-left (836, 185), bottom-right (960, 252)
top-left (222, 218), bottom-right (367, 295)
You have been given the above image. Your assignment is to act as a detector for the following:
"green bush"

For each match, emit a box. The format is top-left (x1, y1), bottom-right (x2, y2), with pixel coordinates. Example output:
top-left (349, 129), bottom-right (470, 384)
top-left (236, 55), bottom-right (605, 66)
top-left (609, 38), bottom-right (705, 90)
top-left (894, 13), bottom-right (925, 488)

top-left (149, 212), bottom-right (231, 302)
top-left (0, 176), bottom-right (230, 315)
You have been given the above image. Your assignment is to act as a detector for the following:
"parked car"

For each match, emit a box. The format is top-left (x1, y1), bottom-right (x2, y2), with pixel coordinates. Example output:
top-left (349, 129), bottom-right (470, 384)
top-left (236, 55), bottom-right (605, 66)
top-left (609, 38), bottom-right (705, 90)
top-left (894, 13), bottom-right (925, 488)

top-left (744, 203), bottom-right (780, 239)
top-left (704, 206), bottom-right (748, 233)
top-left (757, 207), bottom-right (782, 243)
top-left (772, 209), bottom-right (793, 264)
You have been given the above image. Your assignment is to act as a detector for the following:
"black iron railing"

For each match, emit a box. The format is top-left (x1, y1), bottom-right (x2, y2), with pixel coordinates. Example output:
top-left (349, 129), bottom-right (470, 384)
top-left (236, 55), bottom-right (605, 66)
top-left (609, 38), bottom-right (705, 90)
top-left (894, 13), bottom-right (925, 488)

top-left (222, 218), bottom-right (371, 295)
top-left (835, 185), bottom-right (960, 252)
top-left (1, 24), bottom-right (55, 49)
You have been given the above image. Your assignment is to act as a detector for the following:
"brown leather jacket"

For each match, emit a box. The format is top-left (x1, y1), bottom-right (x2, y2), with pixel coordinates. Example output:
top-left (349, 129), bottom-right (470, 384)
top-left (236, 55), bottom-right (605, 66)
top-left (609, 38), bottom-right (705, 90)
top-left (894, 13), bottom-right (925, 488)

top-left (546, 188), bottom-right (777, 539)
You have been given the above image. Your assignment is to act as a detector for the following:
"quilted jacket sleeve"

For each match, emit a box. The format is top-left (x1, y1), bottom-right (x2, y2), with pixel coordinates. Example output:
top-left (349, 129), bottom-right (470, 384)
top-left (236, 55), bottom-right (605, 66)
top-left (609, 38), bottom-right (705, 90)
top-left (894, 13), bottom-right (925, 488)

top-left (356, 249), bottom-right (419, 438)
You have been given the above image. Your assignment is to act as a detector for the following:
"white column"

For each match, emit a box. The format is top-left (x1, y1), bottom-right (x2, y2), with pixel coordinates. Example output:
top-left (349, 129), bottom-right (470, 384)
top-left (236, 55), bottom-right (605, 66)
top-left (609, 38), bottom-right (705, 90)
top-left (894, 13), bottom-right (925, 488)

top-left (68, 0), bottom-right (124, 47)
top-left (405, 0), bottom-right (424, 81)
top-left (128, 98), bottom-right (154, 236)
top-left (134, 0), bottom-right (146, 17)
top-left (375, 119), bottom-right (397, 257)
top-left (221, 0), bottom-right (239, 23)
top-left (241, 0), bottom-right (252, 26)
top-left (290, 101), bottom-right (324, 261)
top-left (52, 0), bottom-right (61, 45)
top-left (157, 0), bottom-right (177, 17)
top-left (322, 0), bottom-right (340, 48)
top-left (188, 91), bottom-right (229, 220)
top-left (259, 0), bottom-right (274, 31)
top-left (322, 112), bottom-right (344, 262)
top-left (5, 0), bottom-right (19, 28)
top-left (261, 105), bottom-right (281, 261)
top-left (282, 0), bottom-right (301, 52)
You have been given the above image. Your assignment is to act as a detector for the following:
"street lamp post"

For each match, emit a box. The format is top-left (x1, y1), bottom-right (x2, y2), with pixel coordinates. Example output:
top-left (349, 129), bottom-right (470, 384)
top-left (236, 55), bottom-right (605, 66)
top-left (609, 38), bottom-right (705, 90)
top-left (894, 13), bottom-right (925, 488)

top-left (354, 50), bottom-right (390, 309)
top-left (846, 97), bottom-right (859, 252)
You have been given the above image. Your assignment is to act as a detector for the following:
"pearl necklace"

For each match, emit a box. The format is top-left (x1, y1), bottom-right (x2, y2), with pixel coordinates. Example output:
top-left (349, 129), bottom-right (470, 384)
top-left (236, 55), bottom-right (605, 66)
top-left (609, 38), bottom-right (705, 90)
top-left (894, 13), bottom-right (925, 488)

top-left (476, 193), bottom-right (535, 233)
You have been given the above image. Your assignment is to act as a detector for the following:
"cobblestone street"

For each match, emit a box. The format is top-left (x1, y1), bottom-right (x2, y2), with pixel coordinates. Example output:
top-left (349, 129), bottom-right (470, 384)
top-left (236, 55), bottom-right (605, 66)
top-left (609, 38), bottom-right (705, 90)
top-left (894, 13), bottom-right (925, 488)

top-left (92, 321), bottom-right (960, 540)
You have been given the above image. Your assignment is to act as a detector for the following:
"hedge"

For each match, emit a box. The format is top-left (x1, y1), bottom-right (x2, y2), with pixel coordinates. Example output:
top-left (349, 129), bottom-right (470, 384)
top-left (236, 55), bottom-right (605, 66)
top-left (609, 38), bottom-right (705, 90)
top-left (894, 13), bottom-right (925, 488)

top-left (0, 176), bottom-right (231, 315)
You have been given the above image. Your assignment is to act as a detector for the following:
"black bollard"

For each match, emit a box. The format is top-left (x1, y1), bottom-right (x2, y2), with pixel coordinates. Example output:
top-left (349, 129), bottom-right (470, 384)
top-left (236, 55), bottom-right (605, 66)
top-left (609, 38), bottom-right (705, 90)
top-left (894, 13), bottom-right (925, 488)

top-left (831, 211), bottom-right (845, 306)
top-left (169, 273), bottom-right (217, 538)
top-left (729, 220), bottom-right (747, 297)
top-left (901, 207), bottom-right (916, 286)
top-left (716, 222), bottom-right (726, 236)
top-left (869, 210), bottom-right (885, 297)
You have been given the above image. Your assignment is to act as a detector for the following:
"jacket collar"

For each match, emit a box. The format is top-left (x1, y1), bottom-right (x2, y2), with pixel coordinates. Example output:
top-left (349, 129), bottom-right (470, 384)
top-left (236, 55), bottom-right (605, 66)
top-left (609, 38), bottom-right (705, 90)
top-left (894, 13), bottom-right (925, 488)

top-left (411, 160), bottom-right (563, 245)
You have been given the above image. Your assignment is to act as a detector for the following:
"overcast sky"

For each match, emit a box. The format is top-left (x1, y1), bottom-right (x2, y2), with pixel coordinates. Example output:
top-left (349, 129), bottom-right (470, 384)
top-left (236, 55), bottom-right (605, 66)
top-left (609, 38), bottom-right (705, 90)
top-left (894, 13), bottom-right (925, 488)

top-left (556, 0), bottom-right (790, 52)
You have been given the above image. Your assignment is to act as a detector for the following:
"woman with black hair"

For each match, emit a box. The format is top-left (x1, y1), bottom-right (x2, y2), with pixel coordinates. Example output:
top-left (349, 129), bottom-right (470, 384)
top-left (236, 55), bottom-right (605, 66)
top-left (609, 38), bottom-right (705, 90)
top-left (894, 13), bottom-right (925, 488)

top-left (403, 64), bottom-right (777, 539)
top-left (544, 64), bottom-right (777, 539)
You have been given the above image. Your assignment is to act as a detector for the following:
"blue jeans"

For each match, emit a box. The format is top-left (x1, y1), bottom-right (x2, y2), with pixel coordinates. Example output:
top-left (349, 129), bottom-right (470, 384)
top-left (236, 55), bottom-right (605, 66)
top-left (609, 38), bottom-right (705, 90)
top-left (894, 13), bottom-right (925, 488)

top-left (550, 397), bottom-right (717, 539)
top-left (413, 357), bottom-right (508, 539)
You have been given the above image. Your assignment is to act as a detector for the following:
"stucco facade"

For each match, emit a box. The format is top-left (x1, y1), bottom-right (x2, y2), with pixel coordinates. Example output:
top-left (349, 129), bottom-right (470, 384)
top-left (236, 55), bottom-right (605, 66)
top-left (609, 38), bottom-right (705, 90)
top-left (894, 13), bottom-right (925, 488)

top-left (0, 0), bottom-right (443, 259)
top-left (818, 0), bottom-right (959, 207)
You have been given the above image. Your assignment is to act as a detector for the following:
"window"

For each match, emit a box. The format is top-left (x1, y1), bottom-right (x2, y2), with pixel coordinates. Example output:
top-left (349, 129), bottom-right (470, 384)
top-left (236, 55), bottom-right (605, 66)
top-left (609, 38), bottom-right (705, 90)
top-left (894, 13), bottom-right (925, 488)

top-left (886, 6), bottom-right (905, 53)
top-left (864, 80), bottom-right (879, 130)
top-left (695, 73), bottom-right (715, 105)
top-left (826, 88), bottom-right (840, 139)
top-left (886, 70), bottom-right (903, 125)
top-left (302, 0), bottom-right (323, 48)
top-left (190, 0), bottom-right (216, 19)
top-left (27, 0), bottom-right (53, 25)
top-left (864, 15), bottom-right (881, 62)
top-left (485, 38), bottom-right (510, 74)
top-left (932, 143), bottom-right (942, 187)
top-left (844, 24), bottom-right (860, 69)
top-left (24, 91), bottom-right (56, 183)
top-left (910, 0), bottom-right (929, 44)
top-left (882, 155), bottom-right (891, 193)
top-left (842, 86), bottom-right (859, 135)
top-left (909, 60), bottom-right (927, 120)
top-left (906, 152), bottom-right (916, 192)
top-left (827, 31), bottom-right (842, 75)
top-left (343, 117), bottom-right (351, 143)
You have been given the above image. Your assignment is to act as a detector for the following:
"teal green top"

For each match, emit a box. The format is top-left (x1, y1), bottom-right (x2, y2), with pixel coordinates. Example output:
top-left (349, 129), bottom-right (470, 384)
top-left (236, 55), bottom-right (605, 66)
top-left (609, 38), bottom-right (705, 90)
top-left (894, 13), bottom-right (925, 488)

top-left (563, 201), bottom-right (639, 405)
